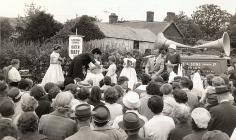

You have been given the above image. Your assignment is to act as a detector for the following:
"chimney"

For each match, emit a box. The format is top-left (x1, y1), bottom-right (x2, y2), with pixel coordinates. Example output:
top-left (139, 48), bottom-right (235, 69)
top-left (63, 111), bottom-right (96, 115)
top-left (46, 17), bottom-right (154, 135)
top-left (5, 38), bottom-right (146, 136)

top-left (166, 12), bottom-right (176, 22)
top-left (146, 11), bottom-right (154, 22)
top-left (109, 13), bottom-right (118, 24)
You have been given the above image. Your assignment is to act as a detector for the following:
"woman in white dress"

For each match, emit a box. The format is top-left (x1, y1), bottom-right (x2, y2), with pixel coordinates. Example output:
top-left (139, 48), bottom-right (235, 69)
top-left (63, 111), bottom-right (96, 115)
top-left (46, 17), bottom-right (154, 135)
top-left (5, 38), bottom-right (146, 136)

top-left (41, 45), bottom-right (64, 85)
top-left (106, 56), bottom-right (117, 84)
top-left (120, 52), bottom-right (138, 90)
top-left (83, 55), bottom-right (104, 86)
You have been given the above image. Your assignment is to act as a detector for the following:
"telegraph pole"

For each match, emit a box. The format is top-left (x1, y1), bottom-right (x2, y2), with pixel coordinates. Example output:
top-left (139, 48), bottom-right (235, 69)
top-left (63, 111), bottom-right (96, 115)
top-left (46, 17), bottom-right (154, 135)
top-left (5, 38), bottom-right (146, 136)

top-left (0, 18), bottom-right (1, 55)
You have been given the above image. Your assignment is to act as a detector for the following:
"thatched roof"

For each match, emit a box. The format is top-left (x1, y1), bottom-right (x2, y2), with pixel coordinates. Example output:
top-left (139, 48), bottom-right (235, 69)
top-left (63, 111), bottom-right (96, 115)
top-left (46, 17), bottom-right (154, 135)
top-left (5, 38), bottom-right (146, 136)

top-left (95, 22), bottom-right (156, 42)
top-left (115, 20), bottom-right (183, 37)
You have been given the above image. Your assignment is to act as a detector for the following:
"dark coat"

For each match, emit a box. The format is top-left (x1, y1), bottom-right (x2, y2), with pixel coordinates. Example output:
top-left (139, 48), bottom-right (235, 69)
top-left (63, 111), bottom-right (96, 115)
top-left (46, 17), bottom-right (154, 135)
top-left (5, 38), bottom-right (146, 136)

top-left (67, 53), bottom-right (96, 80)
top-left (208, 101), bottom-right (236, 136)
top-left (168, 123), bottom-right (192, 140)
top-left (183, 130), bottom-right (208, 140)
top-left (18, 132), bottom-right (48, 140)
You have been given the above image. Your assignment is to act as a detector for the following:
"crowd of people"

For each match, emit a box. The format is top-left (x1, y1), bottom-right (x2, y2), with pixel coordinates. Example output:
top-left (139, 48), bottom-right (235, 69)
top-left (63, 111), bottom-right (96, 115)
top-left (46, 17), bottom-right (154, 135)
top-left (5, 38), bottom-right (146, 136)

top-left (1, 44), bottom-right (236, 140)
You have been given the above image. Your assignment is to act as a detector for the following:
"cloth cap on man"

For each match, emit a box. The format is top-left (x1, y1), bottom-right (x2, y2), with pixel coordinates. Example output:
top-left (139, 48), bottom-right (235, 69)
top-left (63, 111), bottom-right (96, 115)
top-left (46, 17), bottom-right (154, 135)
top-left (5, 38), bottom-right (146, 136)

top-left (7, 87), bottom-right (22, 102)
top-left (73, 104), bottom-right (94, 120)
top-left (169, 44), bottom-right (176, 50)
top-left (118, 112), bottom-right (144, 131)
top-left (191, 107), bottom-right (211, 129)
top-left (92, 105), bottom-right (110, 123)
top-left (122, 91), bottom-right (140, 109)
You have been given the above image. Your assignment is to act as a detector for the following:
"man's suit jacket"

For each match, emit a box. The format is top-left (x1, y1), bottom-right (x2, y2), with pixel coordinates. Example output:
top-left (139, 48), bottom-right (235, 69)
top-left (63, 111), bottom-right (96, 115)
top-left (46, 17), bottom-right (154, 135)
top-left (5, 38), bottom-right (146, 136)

top-left (145, 56), bottom-right (156, 75)
top-left (65, 126), bottom-right (110, 140)
top-left (208, 101), bottom-right (236, 136)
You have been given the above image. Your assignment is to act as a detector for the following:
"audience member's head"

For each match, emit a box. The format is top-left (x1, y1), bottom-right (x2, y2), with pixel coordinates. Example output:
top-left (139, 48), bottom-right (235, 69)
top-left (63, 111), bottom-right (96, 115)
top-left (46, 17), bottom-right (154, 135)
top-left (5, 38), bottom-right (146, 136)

top-left (160, 83), bottom-right (173, 95)
top-left (118, 112), bottom-right (144, 136)
top-left (141, 73), bottom-right (151, 85)
top-left (10, 59), bottom-right (20, 69)
top-left (117, 76), bottom-right (129, 90)
top-left (30, 85), bottom-right (46, 101)
top-left (214, 85), bottom-right (231, 103)
top-left (180, 77), bottom-right (192, 90)
top-left (64, 84), bottom-right (78, 95)
top-left (25, 78), bottom-right (33, 89)
top-left (103, 76), bottom-right (111, 86)
top-left (104, 87), bottom-right (118, 104)
top-left (202, 130), bottom-right (230, 140)
top-left (153, 76), bottom-right (164, 84)
top-left (122, 91), bottom-right (140, 110)
top-left (76, 87), bottom-right (90, 101)
top-left (148, 95), bottom-right (163, 114)
top-left (92, 105), bottom-right (111, 127)
top-left (212, 76), bottom-right (225, 87)
top-left (18, 79), bottom-right (30, 91)
top-left (114, 85), bottom-right (125, 98)
top-left (21, 94), bottom-right (38, 112)
top-left (172, 89), bottom-right (188, 104)
top-left (191, 107), bottom-right (211, 131)
top-left (74, 104), bottom-right (92, 122)
top-left (108, 56), bottom-right (116, 63)
top-left (0, 99), bottom-right (15, 117)
top-left (205, 74), bottom-right (215, 86)
top-left (171, 81), bottom-right (181, 90)
top-left (44, 82), bottom-right (56, 93)
top-left (64, 77), bottom-right (75, 87)
top-left (17, 112), bottom-right (39, 134)
top-left (48, 85), bottom-right (60, 100)
top-left (173, 76), bottom-right (182, 83)
top-left (172, 104), bottom-right (190, 124)
top-left (220, 74), bottom-right (229, 86)
top-left (7, 87), bottom-right (21, 102)
top-left (89, 86), bottom-right (102, 103)
top-left (53, 91), bottom-right (73, 113)
top-left (146, 81), bottom-right (162, 96)
top-left (0, 81), bottom-right (8, 96)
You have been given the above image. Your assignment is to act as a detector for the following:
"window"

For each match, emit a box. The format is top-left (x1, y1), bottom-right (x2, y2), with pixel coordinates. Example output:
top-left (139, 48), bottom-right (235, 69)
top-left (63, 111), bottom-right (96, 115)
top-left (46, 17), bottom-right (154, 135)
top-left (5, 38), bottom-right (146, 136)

top-left (133, 41), bottom-right (139, 50)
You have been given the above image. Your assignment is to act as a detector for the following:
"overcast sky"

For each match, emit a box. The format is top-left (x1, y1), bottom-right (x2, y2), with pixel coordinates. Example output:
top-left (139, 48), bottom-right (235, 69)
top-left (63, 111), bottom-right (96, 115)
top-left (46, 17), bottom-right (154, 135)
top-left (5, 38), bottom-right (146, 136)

top-left (0, 0), bottom-right (235, 23)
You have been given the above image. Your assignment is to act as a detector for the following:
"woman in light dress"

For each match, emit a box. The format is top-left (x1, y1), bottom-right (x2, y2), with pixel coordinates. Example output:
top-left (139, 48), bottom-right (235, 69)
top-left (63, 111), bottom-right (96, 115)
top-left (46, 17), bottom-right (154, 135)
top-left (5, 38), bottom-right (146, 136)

top-left (120, 52), bottom-right (138, 90)
top-left (83, 54), bottom-right (104, 86)
top-left (41, 45), bottom-right (64, 85)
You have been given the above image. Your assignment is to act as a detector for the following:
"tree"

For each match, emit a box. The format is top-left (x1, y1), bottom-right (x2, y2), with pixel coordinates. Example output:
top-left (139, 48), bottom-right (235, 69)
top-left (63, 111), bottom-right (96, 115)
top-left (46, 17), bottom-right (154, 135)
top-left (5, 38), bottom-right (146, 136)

top-left (0, 18), bottom-right (14, 40)
top-left (20, 11), bottom-right (63, 42)
top-left (71, 15), bottom-right (105, 41)
top-left (174, 11), bottom-right (203, 45)
top-left (229, 13), bottom-right (236, 48)
top-left (192, 4), bottom-right (232, 40)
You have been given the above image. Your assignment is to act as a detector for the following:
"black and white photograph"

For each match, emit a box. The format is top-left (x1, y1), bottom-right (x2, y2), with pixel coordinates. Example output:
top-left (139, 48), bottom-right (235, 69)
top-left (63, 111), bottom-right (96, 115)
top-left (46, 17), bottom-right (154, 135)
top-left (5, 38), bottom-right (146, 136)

top-left (0, 0), bottom-right (236, 140)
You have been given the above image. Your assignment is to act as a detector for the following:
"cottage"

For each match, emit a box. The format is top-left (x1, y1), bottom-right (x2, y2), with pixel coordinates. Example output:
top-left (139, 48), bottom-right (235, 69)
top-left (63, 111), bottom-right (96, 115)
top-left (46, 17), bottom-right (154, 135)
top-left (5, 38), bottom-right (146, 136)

top-left (86, 22), bottom-right (156, 53)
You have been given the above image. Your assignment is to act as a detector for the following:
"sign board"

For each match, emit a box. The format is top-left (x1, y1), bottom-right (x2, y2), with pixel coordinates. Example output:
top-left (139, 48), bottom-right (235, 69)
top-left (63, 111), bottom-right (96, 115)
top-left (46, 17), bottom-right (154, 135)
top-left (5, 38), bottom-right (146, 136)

top-left (181, 54), bottom-right (229, 75)
top-left (68, 35), bottom-right (83, 59)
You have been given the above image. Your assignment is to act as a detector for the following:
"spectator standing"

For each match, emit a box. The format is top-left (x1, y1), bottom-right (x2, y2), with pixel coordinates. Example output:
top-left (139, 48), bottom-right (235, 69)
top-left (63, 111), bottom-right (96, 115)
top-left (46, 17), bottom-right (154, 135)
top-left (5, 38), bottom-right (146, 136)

top-left (7, 59), bottom-right (21, 87)
top-left (183, 107), bottom-right (211, 140)
top-left (39, 92), bottom-right (77, 140)
top-left (208, 86), bottom-right (236, 136)
top-left (144, 95), bottom-right (175, 140)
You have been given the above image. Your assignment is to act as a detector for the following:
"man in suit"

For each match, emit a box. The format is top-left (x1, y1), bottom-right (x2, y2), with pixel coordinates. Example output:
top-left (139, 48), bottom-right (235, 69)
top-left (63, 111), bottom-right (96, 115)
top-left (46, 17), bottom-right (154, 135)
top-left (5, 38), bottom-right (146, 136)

top-left (67, 48), bottom-right (102, 80)
top-left (208, 85), bottom-right (236, 136)
top-left (65, 104), bottom-right (110, 140)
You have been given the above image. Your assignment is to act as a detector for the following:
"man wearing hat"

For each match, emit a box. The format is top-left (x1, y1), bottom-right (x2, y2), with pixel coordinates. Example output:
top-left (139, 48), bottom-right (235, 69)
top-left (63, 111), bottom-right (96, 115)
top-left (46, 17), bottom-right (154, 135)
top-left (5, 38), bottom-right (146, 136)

top-left (65, 104), bottom-right (109, 140)
top-left (112, 91), bottom-right (148, 137)
top-left (92, 105), bottom-right (127, 140)
top-left (119, 112), bottom-right (148, 140)
top-left (208, 85), bottom-right (236, 136)
top-left (166, 44), bottom-right (181, 74)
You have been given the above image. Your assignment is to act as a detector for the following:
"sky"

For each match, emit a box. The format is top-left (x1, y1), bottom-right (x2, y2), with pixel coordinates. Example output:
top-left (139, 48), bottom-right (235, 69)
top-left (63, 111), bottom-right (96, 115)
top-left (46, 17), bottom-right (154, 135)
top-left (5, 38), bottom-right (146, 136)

top-left (0, 0), bottom-right (235, 23)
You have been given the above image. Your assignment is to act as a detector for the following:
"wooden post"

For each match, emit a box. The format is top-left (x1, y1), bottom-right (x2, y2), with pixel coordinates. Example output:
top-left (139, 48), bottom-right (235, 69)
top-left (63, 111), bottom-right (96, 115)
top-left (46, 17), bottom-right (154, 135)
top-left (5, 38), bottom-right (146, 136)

top-left (0, 18), bottom-right (1, 55)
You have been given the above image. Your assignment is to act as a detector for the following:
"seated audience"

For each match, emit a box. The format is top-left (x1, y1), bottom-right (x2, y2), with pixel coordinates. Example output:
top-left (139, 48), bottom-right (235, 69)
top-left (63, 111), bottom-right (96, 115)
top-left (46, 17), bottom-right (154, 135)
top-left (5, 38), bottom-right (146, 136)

top-left (117, 76), bottom-right (129, 93)
top-left (101, 76), bottom-right (112, 92)
top-left (87, 86), bottom-right (104, 106)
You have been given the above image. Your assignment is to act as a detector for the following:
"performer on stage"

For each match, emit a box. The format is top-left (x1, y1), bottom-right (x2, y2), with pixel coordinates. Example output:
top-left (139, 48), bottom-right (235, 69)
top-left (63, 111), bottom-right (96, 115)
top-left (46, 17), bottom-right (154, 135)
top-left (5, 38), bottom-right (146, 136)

top-left (120, 52), bottom-right (137, 90)
top-left (67, 48), bottom-right (102, 80)
top-left (41, 45), bottom-right (65, 85)
top-left (166, 44), bottom-right (181, 74)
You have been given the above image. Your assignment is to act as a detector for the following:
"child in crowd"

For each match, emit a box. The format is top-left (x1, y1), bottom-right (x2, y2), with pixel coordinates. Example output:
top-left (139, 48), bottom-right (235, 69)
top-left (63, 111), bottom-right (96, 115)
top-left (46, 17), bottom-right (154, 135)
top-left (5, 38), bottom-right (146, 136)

top-left (106, 56), bottom-right (117, 84)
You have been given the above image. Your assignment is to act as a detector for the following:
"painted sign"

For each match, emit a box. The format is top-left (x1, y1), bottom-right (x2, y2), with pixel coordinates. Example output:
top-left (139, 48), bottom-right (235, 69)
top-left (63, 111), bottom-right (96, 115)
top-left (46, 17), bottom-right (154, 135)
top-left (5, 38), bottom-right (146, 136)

top-left (68, 35), bottom-right (83, 59)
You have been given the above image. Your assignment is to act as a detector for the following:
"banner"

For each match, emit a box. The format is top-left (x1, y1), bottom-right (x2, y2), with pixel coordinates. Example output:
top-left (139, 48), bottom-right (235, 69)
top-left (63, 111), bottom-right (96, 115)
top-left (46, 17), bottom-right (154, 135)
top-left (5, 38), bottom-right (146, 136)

top-left (68, 35), bottom-right (83, 59)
